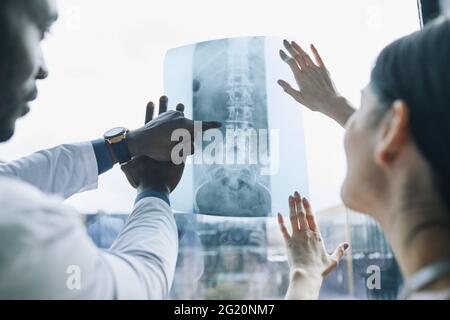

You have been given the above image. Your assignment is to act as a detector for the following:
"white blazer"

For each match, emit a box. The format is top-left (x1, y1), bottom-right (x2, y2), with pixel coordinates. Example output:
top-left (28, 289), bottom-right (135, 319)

top-left (0, 142), bottom-right (178, 299)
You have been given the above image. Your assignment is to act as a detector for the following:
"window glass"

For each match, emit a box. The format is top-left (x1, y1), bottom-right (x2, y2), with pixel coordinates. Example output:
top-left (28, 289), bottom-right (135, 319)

top-left (0, 0), bottom-right (420, 299)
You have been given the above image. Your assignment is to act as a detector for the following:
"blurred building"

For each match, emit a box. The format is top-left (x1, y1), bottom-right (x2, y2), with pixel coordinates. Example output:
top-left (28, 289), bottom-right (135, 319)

top-left (318, 205), bottom-right (403, 300)
top-left (84, 206), bottom-right (403, 300)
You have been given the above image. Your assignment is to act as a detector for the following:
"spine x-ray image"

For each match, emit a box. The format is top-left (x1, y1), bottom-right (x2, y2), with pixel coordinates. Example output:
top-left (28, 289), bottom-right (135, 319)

top-left (165, 36), bottom-right (309, 218)
top-left (192, 37), bottom-right (271, 217)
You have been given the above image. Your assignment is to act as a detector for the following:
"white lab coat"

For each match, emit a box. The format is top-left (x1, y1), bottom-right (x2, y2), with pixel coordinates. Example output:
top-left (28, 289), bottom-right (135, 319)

top-left (0, 142), bottom-right (178, 299)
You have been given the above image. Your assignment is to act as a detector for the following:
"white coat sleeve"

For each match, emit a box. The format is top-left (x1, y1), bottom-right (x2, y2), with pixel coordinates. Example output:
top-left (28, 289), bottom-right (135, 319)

top-left (0, 142), bottom-right (99, 199)
top-left (0, 177), bottom-right (178, 300)
top-left (104, 196), bottom-right (179, 299)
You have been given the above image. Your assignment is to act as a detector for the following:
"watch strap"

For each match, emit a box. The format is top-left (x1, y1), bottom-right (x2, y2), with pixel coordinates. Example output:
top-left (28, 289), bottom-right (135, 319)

top-left (109, 137), bottom-right (132, 164)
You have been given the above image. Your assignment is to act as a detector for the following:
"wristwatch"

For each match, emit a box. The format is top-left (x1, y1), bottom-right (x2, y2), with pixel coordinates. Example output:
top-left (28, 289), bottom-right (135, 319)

top-left (103, 127), bottom-right (132, 164)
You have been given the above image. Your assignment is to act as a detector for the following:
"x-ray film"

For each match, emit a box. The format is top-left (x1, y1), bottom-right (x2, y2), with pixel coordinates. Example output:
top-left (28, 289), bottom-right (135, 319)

top-left (165, 36), bottom-right (309, 217)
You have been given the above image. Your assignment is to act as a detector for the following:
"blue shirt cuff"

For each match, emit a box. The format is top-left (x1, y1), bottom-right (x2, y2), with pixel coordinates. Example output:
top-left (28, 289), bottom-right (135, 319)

top-left (135, 191), bottom-right (170, 206)
top-left (91, 139), bottom-right (114, 175)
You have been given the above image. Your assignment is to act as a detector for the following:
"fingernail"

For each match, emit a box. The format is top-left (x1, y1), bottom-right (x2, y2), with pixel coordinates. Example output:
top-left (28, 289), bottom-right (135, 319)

top-left (283, 39), bottom-right (289, 46)
top-left (277, 213), bottom-right (283, 222)
top-left (277, 80), bottom-right (283, 85)
top-left (302, 197), bottom-right (309, 206)
top-left (311, 44), bottom-right (315, 49)
top-left (343, 243), bottom-right (349, 250)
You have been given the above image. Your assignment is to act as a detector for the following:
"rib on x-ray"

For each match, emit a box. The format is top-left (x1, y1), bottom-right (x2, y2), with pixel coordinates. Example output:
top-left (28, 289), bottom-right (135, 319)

top-left (165, 36), bottom-right (309, 217)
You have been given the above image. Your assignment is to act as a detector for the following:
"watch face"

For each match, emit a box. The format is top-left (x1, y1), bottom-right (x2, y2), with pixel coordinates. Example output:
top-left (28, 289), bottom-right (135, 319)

top-left (104, 127), bottom-right (126, 138)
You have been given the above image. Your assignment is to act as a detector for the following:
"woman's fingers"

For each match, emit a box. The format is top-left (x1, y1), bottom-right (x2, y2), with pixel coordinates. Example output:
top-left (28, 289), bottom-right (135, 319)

top-left (277, 80), bottom-right (304, 103)
top-left (279, 49), bottom-right (302, 76)
top-left (322, 242), bottom-right (349, 276)
top-left (288, 195), bottom-right (300, 233)
top-left (294, 191), bottom-right (309, 230)
top-left (302, 197), bottom-right (318, 232)
top-left (331, 242), bottom-right (349, 263)
top-left (310, 44), bottom-right (325, 68)
top-left (277, 213), bottom-right (291, 242)
top-left (283, 40), bottom-right (308, 69)
top-left (281, 40), bottom-right (323, 71)
top-left (291, 41), bottom-right (315, 67)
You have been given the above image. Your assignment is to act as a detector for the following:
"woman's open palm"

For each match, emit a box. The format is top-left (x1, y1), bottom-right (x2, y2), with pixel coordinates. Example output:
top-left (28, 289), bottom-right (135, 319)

top-left (277, 192), bottom-right (349, 279)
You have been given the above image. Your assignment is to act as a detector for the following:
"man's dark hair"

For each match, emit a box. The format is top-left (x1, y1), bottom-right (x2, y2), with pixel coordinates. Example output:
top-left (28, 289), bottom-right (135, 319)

top-left (370, 16), bottom-right (450, 211)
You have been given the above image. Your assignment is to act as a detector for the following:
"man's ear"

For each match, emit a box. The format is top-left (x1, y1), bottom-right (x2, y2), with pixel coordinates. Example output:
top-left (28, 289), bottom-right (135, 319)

top-left (374, 100), bottom-right (410, 166)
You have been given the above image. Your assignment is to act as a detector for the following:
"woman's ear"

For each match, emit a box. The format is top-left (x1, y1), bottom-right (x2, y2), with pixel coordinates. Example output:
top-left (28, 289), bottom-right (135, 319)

top-left (374, 100), bottom-right (410, 166)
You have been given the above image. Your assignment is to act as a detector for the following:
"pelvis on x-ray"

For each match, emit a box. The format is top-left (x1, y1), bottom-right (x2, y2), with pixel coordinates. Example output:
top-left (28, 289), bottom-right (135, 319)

top-left (192, 37), bottom-right (271, 217)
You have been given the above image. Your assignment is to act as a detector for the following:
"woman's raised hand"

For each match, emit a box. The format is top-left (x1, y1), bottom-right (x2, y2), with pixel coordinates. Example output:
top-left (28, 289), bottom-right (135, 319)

top-left (278, 40), bottom-right (354, 127)
top-left (277, 191), bottom-right (349, 299)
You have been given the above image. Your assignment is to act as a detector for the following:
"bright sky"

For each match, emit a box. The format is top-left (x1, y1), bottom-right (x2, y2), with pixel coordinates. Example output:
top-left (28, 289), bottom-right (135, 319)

top-left (0, 0), bottom-right (420, 213)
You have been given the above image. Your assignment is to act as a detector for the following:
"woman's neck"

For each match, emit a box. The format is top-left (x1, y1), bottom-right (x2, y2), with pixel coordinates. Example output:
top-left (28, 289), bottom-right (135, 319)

top-left (380, 196), bottom-right (450, 291)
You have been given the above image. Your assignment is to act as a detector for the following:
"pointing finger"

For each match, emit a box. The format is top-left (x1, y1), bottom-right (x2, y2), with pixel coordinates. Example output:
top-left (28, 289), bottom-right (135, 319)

top-left (201, 121), bottom-right (222, 131)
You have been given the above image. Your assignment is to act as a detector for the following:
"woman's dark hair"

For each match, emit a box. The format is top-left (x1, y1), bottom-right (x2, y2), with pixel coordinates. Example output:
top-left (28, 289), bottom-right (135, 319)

top-left (370, 16), bottom-right (450, 211)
